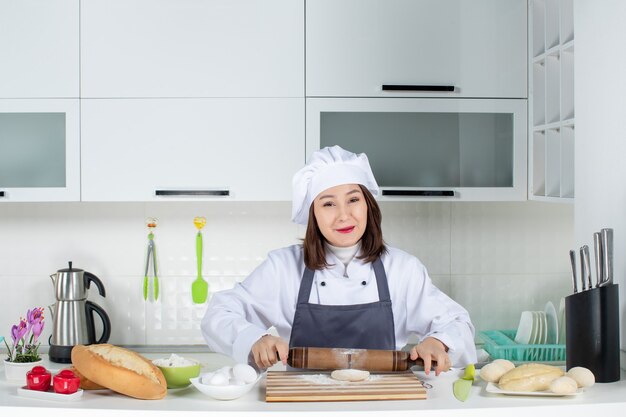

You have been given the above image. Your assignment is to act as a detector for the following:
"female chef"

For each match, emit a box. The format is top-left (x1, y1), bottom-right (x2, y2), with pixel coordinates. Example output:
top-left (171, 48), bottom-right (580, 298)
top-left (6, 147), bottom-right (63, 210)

top-left (201, 146), bottom-right (477, 375)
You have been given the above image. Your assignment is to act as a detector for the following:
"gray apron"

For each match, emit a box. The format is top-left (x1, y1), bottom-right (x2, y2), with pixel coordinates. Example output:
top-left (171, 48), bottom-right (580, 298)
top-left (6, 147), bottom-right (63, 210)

top-left (289, 258), bottom-right (396, 350)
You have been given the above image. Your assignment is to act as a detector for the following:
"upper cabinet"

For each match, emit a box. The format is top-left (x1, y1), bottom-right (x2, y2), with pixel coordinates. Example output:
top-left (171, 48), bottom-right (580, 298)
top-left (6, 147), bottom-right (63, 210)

top-left (306, 0), bottom-right (527, 98)
top-left (81, 98), bottom-right (304, 201)
top-left (529, 0), bottom-right (575, 201)
top-left (80, 0), bottom-right (304, 98)
top-left (0, 0), bottom-right (79, 98)
top-left (307, 98), bottom-right (527, 201)
top-left (0, 99), bottom-right (81, 201)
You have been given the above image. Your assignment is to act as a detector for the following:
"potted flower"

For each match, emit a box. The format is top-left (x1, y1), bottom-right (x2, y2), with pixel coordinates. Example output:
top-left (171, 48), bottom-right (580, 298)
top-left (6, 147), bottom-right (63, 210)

top-left (3, 307), bottom-right (45, 382)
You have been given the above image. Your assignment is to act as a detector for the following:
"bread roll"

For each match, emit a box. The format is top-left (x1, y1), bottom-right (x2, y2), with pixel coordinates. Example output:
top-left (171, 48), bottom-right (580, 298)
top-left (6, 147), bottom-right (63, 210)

top-left (566, 367), bottom-right (595, 388)
top-left (479, 359), bottom-right (516, 383)
top-left (71, 344), bottom-right (167, 400)
top-left (491, 359), bottom-right (515, 372)
top-left (549, 376), bottom-right (578, 394)
top-left (498, 363), bottom-right (564, 392)
top-left (67, 366), bottom-right (107, 390)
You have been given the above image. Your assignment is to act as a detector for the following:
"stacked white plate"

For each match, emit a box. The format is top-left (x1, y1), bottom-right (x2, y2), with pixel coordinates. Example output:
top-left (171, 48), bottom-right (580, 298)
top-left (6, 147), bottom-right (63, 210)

top-left (514, 310), bottom-right (549, 345)
top-left (557, 298), bottom-right (566, 344)
top-left (544, 301), bottom-right (559, 344)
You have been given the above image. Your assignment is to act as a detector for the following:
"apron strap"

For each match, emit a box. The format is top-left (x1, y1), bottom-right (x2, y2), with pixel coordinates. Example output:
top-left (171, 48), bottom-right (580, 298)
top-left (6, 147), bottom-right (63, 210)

top-left (296, 266), bottom-right (315, 304)
top-left (372, 257), bottom-right (391, 302)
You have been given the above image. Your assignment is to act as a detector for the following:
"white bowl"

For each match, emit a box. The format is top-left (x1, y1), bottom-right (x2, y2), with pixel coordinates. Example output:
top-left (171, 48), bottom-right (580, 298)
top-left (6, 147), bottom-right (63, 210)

top-left (189, 374), bottom-right (262, 400)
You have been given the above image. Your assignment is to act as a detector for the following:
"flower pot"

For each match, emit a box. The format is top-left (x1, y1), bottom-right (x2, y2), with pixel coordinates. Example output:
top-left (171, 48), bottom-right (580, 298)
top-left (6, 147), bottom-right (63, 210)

top-left (3, 359), bottom-right (43, 383)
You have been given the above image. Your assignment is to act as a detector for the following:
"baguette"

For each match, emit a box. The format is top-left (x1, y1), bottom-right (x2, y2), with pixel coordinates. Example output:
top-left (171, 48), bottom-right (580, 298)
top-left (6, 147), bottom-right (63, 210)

top-left (71, 344), bottom-right (167, 400)
top-left (498, 363), bottom-right (564, 392)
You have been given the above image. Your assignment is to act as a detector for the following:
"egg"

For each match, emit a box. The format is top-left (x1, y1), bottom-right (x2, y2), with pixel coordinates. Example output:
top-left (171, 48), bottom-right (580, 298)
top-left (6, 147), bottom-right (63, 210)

top-left (209, 372), bottom-right (230, 386)
top-left (200, 371), bottom-right (215, 385)
top-left (233, 363), bottom-right (257, 384)
top-left (231, 378), bottom-right (247, 386)
top-left (217, 366), bottom-right (233, 379)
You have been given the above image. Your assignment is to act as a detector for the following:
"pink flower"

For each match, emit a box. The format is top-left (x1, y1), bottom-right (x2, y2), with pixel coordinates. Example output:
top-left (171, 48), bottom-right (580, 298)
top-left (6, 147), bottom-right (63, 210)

top-left (31, 320), bottom-right (45, 343)
top-left (11, 318), bottom-right (28, 347)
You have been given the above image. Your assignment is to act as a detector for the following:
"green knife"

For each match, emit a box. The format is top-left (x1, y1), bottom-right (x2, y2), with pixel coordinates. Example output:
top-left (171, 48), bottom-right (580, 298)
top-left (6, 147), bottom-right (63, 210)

top-left (453, 364), bottom-right (475, 402)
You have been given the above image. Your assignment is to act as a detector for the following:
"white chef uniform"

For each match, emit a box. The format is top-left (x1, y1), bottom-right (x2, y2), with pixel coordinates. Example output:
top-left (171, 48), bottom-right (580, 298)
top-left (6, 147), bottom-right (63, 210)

top-left (200, 244), bottom-right (477, 367)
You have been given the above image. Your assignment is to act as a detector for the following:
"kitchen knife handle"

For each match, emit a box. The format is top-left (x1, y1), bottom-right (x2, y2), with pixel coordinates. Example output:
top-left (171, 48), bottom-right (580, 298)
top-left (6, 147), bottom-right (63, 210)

top-left (594, 232), bottom-right (603, 288)
top-left (382, 84), bottom-right (455, 92)
top-left (579, 247), bottom-right (587, 291)
top-left (601, 228), bottom-right (613, 285)
top-left (382, 190), bottom-right (455, 197)
top-left (155, 189), bottom-right (230, 197)
top-left (582, 245), bottom-right (592, 290)
top-left (569, 249), bottom-right (578, 293)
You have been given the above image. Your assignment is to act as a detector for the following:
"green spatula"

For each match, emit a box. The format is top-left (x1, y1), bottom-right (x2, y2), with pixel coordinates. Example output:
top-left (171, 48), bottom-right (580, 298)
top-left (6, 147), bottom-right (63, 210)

top-left (192, 217), bottom-right (208, 303)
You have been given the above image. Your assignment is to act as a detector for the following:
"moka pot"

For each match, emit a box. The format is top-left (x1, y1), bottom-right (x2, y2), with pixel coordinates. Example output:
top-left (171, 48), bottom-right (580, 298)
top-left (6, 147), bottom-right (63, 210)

top-left (48, 262), bottom-right (111, 363)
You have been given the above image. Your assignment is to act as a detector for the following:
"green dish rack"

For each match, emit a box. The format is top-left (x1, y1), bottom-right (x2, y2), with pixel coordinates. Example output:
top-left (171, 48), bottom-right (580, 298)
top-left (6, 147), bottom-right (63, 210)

top-left (479, 330), bottom-right (566, 362)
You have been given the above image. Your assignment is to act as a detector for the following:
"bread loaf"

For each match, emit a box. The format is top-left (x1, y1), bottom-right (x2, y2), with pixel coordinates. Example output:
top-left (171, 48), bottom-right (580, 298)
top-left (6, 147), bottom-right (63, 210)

top-left (67, 366), bottom-right (107, 390)
top-left (498, 363), bottom-right (564, 392)
top-left (71, 344), bottom-right (167, 400)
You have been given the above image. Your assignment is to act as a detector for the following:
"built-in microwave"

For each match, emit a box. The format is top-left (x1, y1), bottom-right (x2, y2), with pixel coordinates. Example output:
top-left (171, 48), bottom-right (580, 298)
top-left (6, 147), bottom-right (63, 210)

top-left (306, 98), bottom-right (527, 201)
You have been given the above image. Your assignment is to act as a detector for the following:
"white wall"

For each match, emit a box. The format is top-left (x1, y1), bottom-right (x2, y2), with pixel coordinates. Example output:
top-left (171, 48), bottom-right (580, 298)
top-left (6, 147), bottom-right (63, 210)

top-left (575, 0), bottom-right (626, 366)
top-left (0, 201), bottom-right (573, 348)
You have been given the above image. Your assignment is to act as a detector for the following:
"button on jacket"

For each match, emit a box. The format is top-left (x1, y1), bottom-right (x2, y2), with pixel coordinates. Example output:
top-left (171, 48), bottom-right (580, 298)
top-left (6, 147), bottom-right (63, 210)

top-left (201, 244), bottom-right (477, 367)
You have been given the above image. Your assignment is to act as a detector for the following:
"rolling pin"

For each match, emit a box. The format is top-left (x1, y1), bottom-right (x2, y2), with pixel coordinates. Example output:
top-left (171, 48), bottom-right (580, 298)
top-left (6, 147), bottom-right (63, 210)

top-left (287, 347), bottom-right (436, 372)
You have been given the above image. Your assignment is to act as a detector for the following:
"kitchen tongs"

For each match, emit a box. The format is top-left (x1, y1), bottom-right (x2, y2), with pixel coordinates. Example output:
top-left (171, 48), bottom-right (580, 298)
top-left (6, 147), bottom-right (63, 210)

top-left (144, 218), bottom-right (159, 301)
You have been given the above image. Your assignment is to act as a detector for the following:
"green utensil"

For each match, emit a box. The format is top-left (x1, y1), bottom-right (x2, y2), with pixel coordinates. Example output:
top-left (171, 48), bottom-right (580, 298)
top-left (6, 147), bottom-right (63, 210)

top-left (453, 364), bottom-right (475, 402)
top-left (192, 217), bottom-right (208, 303)
top-left (144, 218), bottom-right (159, 301)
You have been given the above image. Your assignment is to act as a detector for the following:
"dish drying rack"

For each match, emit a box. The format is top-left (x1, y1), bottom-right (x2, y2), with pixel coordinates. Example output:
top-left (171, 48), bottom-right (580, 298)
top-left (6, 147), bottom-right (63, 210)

top-left (479, 330), bottom-right (566, 362)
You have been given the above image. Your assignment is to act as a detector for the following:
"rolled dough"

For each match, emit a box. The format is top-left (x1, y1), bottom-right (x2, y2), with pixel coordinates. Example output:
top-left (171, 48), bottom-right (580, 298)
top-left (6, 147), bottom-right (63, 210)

top-left (330, 369), bottom-right (370, 382)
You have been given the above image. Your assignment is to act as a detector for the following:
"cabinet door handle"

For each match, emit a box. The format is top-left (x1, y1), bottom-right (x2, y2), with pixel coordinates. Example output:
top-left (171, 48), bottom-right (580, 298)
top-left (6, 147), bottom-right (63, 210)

top-left (382, 85), bottom-right (455, 92)
top-left (382, 190), bottom-right (455, 197)
top-left (155, 189), bottom-right (230, 197)
top-left (0, 191), bottom-right (5, 197)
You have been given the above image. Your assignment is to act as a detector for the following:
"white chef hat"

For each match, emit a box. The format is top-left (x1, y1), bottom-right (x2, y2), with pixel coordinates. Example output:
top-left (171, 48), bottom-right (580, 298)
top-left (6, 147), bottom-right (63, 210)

top-left (291, 145), bottom-right (380, 225)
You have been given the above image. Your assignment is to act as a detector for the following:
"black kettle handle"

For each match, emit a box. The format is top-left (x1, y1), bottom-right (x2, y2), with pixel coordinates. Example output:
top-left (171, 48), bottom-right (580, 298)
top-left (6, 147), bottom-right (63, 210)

top-left (85, 301), bottom-right (112, 344)
top-left (84, 272), bottom-right (106, 297)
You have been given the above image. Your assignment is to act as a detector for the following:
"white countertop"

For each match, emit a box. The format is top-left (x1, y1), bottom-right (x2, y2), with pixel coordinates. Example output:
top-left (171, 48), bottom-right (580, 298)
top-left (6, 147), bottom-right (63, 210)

top-left (1, 353), bottom-right (625, 417)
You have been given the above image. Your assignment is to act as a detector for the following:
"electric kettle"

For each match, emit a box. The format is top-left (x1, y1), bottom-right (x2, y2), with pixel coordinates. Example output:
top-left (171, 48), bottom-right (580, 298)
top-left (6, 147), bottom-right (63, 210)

top-left (48, 262), bottom-right (111, 363)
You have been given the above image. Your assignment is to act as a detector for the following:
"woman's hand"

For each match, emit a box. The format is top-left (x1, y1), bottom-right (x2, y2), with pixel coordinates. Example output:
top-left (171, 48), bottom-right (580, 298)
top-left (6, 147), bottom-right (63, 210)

top-left (251, 335), bottom-right (289, 369)
top-left (410, 336), bottom-right (451, 376)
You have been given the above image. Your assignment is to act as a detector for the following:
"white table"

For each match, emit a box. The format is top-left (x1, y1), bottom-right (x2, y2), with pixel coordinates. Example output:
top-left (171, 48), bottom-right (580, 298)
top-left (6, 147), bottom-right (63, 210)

top-left (1, 353), bottom-right (624, 417)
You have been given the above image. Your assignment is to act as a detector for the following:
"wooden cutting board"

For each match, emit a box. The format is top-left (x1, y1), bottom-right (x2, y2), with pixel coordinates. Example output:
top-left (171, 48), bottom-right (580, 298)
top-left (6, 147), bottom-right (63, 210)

top-left (265, 371), bottom-right (427, 402)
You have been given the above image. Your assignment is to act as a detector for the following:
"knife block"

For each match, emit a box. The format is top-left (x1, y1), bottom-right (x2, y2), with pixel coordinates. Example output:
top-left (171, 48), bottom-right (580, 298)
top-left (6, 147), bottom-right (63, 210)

top-left (565, 284), bottom-right (620, 382)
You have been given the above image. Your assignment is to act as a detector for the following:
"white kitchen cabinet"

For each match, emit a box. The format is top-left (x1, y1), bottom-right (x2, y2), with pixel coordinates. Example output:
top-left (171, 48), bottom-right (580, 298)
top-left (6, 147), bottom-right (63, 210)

top-left (529, 0), bottom-right (575, 201)
top-left (306, 0), bottom-right (527, 98)
top-left (307, 98), bottom-right (527, 201)
top-left (81, 0), bottom-right (303, 98)
top-left (81, 98), bottom-right (304, 201)
top-left (0, 99), bottom-right (80, 201)
top-left (0, 0), bottom-right (79, 98)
